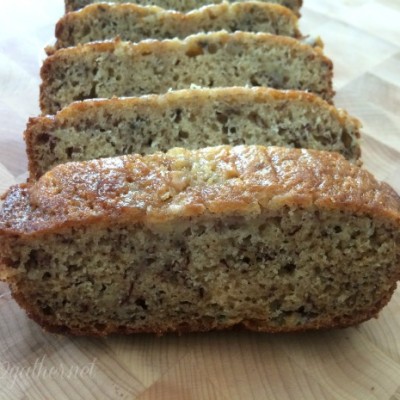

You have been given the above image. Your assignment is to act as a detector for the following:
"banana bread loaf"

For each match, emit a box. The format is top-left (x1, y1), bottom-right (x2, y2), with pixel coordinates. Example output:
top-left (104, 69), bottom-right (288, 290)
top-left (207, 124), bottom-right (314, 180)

top-left (1, 145), bottom-right (399, 336)
top-left (65, 0), bottom-right (303, 14)
top-left (51, 2), bottom-right (300, 53)
top-left (40, 31), bottom-right (333, 114)
top-left (27, 87), bottom-right (360, 180)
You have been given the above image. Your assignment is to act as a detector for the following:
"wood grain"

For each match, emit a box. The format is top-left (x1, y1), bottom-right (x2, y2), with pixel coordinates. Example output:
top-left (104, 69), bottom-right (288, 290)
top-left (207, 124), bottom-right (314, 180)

top-left (0, 1), bottom-right (399, 399)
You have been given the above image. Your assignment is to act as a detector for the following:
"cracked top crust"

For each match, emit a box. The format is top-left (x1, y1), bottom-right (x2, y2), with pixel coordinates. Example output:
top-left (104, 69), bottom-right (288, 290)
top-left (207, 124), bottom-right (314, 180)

top-left (1, 145), bottom-right (399, 237)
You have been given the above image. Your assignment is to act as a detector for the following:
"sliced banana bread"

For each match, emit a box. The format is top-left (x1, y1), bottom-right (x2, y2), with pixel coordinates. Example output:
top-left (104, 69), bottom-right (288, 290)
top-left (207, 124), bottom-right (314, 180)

top-left (40, 31), bottom-right (334, 114)
top-left (65, 0), bottom-right (303, 14)
top-left (27, 87), bottom-right (360, 180)
top-left (1, 145), bottom-right (399, 336)
top-left (51, 2), bottom-right (300, 53)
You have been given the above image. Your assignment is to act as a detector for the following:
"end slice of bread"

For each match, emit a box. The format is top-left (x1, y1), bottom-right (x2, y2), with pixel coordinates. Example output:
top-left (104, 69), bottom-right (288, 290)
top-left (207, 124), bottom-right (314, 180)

top-left (1, 145), bottom-right (399, 335)
top-left (27, 87), bottom-right (360, 180)
top-left (40, 31), bottom-right (334, 114)
top-left (51, 2), bottom-right (301, 53)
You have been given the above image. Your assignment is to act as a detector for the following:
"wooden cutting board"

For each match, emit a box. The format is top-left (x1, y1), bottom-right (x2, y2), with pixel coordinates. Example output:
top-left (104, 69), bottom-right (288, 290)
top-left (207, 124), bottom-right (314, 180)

top-left (0, 1), bottom-right (399, 399)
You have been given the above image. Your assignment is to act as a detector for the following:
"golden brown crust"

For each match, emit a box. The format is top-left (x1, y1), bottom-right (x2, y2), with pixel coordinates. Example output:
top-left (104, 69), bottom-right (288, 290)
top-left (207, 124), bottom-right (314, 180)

top-left (1, 145), bottom-right (399, 239)
top-left (52, 2), bottom-right (300, 53)
top-left (26, 87), bottom-right (361, 180)
top-left (40, 31), bottom-right (334, 113)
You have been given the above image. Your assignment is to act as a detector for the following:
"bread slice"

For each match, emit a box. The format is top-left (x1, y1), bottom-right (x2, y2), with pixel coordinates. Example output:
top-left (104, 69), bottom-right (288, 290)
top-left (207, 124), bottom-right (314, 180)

top-left (40, 31), bottom-right (334, 114)
top-left (1, 145), bottom-right (399, 336)
top-left (27, 87), bottom-right (360, 180)
top-left (51, 2), bottom-right (300, 53)
top-left (65, 0), bottom-right (303, 14)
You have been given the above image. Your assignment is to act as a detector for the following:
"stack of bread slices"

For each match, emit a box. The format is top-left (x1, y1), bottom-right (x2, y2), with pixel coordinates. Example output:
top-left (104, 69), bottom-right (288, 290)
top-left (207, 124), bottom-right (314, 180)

top-left (0, 1), bottom-right (399, 336)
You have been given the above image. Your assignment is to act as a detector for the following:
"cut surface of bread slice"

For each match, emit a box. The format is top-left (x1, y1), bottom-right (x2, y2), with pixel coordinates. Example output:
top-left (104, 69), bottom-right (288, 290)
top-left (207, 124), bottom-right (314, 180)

top-left (51, 2), bottom-right (300, 53)
top-left (65, 0), bottom-right (303, 14)
top-left (40, 31), bottom-right (333, 114)
top-left (27, 87), bottom-right (360, 180)
top-left (1, 145), bottom-right (399, 336)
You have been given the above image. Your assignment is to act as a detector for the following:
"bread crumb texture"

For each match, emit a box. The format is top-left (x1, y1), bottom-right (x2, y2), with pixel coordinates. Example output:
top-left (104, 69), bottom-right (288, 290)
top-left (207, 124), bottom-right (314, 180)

top-left (40, 31), bottom-right (333, 114)
top-left (27, 87), bottom-right (360, 179)
top-left (53, 2), bottom-right (300, 51)
top-left (65, 0), bottom-right (303, 14)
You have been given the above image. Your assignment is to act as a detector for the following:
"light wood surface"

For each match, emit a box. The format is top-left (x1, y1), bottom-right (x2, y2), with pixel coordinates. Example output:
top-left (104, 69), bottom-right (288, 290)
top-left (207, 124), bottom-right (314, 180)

top-left (0, 1), bottom-right (400, 399)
